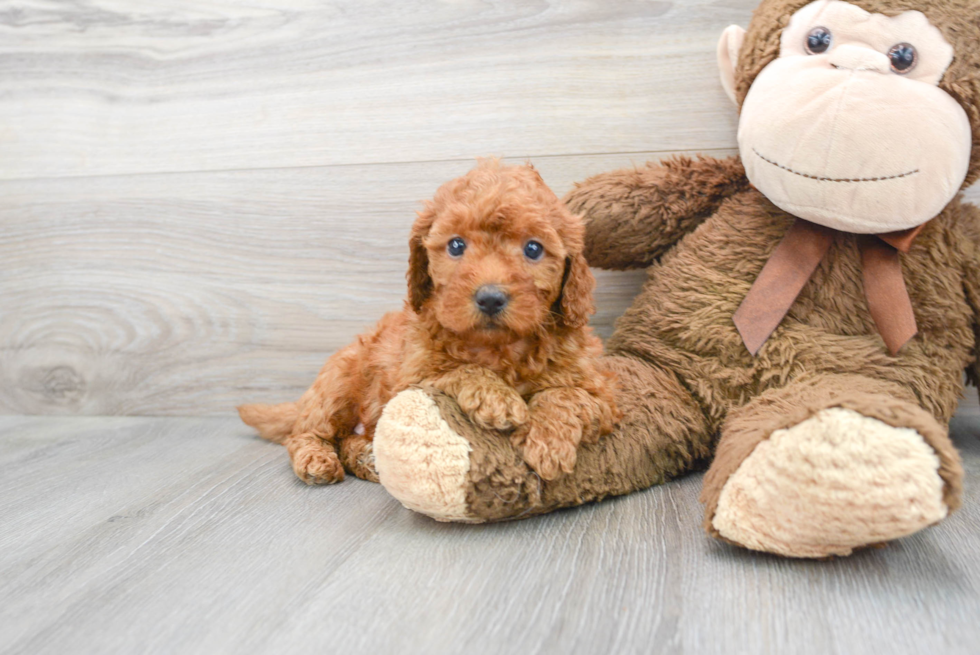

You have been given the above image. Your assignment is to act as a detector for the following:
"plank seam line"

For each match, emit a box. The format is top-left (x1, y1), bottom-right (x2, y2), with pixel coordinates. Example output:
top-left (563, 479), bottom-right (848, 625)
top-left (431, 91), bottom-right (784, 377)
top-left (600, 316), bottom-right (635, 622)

top-left (0, 148), bottom-right (738, 184)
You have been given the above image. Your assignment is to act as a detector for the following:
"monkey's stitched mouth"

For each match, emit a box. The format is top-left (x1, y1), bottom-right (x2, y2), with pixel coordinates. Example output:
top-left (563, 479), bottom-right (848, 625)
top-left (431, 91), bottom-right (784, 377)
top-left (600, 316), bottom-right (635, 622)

top-left (753, 148), bottom-right (919, 183)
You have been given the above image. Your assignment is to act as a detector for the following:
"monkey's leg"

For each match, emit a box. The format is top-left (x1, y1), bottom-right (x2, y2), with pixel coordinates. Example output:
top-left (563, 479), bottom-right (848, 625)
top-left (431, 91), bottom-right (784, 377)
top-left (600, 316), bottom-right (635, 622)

top-left (373, 355), bottom-right (711, 522)
top-left (701, 374), bottom-right (963, 558)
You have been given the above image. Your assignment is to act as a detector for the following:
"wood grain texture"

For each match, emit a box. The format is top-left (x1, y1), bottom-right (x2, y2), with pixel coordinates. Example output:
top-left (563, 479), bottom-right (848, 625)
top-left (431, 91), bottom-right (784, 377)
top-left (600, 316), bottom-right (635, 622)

top-left (0, 0), bottom-right (753, 180)
top-left (1, 412), bottom-right (979, 655)
top-left (1, 0), bottom-right (977, 418)
top-left (0, 152), bottom-right (695, 416)
top-left (4, 157), bottom-right (974, 417)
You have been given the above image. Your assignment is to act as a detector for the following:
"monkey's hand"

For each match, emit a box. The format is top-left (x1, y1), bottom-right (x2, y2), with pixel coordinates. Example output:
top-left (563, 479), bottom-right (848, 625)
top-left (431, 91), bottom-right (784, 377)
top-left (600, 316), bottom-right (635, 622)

top-left (564, 155), bottom-right (747, 270)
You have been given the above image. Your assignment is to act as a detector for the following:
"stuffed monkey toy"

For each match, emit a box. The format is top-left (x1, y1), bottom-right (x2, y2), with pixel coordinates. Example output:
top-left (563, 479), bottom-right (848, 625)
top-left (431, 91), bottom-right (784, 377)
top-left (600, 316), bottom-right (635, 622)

top-left (372, 0), bottom-right (980, 558)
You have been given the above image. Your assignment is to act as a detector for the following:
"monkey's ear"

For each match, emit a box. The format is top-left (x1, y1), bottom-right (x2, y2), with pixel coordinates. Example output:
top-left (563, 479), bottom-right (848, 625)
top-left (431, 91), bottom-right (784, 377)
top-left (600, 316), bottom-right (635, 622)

top-left (718, 25), bottom-right (746, 106)
top-left (407, 207), bottom-right (436, 313)
top-left (556, 254), bottom-right (595, 330)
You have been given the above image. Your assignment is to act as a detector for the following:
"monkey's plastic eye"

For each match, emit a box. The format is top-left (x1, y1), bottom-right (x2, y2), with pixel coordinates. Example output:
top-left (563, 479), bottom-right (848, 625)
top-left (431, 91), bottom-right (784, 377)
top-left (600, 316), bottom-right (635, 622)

top-left (523, 240), bottom-right (544, 261)
top-left (805, 27), bottom-right (832, 55)
top-left (447, 237), bottom-right (466, 258)
top-left (888, 43), bottom-right (917, 73)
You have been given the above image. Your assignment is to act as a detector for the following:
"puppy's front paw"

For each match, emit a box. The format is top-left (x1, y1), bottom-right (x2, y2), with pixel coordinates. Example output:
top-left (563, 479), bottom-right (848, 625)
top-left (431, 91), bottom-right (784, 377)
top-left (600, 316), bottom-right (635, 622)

top-left (293, 447), bottom-right (345, 485)
top-left (456, 385), bottom-right (529, 431)
top-left (581, 400), bottom-right (620, 444)
top-left (514, 419), bottom-right (581, 481)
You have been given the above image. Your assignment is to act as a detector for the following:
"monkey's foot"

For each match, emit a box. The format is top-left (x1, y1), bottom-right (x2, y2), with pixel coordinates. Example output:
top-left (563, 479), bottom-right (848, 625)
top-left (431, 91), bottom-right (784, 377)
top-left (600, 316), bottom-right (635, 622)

top-left (710, 408), bottom-right (949, 558)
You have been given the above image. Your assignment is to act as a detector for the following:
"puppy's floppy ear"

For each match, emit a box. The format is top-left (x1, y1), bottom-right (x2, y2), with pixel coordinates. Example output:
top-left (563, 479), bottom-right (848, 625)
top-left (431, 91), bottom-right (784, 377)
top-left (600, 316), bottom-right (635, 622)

top-left (555, 252), bottom-right (595, 329)
top-left (407, 204), bottom-right (436, 313)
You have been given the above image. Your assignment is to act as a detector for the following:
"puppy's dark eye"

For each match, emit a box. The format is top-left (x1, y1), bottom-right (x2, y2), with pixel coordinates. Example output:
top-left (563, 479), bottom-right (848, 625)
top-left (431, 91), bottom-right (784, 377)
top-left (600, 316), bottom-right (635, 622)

top-left (447, 237), bottom-right (466, 258)
top-left (805, 27), bottom-right (832, 55)
top-left (888, 43), bottom-right (917, 73)
top-left (523, 240), bottom-right (544, 261)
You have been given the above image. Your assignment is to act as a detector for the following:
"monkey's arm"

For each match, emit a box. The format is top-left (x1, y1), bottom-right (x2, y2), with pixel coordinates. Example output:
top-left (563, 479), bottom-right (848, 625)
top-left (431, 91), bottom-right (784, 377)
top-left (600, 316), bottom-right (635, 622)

top-left (564, 155), bottom-right (748, 270)
top-left (958, 200), bottom-right (980, 396)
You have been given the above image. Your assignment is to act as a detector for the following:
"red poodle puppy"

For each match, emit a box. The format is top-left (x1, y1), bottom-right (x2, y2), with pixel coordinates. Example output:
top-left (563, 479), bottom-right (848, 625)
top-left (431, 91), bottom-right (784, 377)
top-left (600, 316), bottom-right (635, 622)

top-left (239, 159), bottom-right (619, 484)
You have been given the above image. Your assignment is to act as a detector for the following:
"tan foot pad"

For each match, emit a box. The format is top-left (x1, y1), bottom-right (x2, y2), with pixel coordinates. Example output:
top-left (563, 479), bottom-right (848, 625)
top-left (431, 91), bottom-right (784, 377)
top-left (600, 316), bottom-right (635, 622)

top-left (374, 388), bottom-right (478, 523)
top-left (713, 408), bottom-right (948, 558)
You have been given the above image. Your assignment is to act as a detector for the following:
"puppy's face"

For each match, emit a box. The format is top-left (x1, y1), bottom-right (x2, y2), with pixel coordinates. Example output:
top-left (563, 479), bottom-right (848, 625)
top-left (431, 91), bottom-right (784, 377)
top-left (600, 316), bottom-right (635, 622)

top-left (426, 204), bottom-right (567, 339)
top-left (409, 162), bottom-right (592, 341)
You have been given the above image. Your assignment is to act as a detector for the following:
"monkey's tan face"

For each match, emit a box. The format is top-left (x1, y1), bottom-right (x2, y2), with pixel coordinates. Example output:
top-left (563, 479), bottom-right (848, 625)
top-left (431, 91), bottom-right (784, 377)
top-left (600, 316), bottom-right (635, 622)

top-left (731, 0), bottom-right (972, 233)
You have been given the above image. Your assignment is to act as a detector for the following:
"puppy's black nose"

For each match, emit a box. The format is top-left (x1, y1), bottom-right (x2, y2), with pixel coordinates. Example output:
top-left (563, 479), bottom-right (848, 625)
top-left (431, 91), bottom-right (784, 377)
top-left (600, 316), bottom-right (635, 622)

top-left (474, 285), bottom-right (509, 317)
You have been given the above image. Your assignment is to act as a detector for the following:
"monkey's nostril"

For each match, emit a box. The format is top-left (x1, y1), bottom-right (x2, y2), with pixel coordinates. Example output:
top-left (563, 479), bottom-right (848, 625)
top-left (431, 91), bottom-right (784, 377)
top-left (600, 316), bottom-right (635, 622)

top-left (474, 285), bottom-right (509, 317)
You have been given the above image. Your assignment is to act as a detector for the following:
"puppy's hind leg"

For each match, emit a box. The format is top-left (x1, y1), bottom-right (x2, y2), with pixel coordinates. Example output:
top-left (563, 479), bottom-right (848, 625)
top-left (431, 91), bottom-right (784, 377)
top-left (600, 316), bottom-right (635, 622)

top-left (285, 431), bottom-right (345, 485)
top-left (286, 343), bottom-right (364, 485)
top-left (339, 430), bottom-right (379, 483)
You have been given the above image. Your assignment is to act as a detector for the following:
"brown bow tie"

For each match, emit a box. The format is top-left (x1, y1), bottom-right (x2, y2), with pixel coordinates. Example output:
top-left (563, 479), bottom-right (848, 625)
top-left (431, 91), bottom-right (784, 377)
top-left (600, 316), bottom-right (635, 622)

top-left (733, 218), bottom-right (925, 357)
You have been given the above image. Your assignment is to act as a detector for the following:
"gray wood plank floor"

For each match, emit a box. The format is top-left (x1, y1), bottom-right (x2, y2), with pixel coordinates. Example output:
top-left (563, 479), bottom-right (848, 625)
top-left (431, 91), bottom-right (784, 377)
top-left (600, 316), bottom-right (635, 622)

top-left (3, 410), bottom-right (979, 655)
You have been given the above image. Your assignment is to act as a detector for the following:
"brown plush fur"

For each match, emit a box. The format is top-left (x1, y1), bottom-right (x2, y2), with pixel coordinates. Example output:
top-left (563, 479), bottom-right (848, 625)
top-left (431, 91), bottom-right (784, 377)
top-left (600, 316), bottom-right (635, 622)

top-left (433, 354), bottom-right (711, 522)
top-left (570, 169), bottom-right (976, 517)
top-left (400, 1), bottom-right (980, 536)
top-left (544, 0), bottom-right (979, 537)
top-left (239, 160), bottom-right (618, 484)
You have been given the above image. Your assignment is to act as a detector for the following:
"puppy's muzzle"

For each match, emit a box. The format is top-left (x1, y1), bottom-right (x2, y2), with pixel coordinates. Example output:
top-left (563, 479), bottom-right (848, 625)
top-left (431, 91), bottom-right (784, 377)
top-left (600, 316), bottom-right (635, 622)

top-left (474, 285), bottom-right (509, 317)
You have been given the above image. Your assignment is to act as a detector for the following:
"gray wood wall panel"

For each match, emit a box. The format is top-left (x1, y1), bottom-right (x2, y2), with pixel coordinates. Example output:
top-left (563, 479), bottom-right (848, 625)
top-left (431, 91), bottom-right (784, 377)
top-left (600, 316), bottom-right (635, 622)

top-left (1, 0), bottom-right (977, 417)
top-left (1, 153), bottom-right (682, 416)
top-left (0, 0), bottom-right (748, 180)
